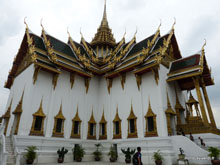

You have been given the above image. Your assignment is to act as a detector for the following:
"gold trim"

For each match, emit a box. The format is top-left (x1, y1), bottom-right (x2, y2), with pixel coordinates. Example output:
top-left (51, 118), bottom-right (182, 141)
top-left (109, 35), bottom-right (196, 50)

top-left (99, 109), bottom-right (107, 140)
top-left (87, 110), bottom-right (96, 139)
top-left (29, 99), bottom-right (46, 136)
top-left (127, 104), bottom-right (137, 138)
top-left (113, 106), bottom-right (122, 139)
top-left (3, 99), bottom-right (13, 135)
top-left (33, 66), bottom-right (41, 84)
top-left (192, 76), bottom-right (209, 125)
top-left (120, 73), bottom-right (126, 90)
top-left (174, 88), bottom-right (184, 125)
top-left (85, 77), bottom-right (91, 94)
top-left (70, 72), bottom-right (75, 89)
top-left (165, 92), bottom-right (176, 135)
top-left (52, 73), bottom-right (59, 90)
top-left (52, 104), bottom-right (65, 137)
top-left (12, 91), bottom-right (24, 135)
top-left (71, 106), bottom-right (81, 139)
top-left (135, 74), bottom-right (142, 91)
top-left (145, 99), bottom-right (158, 137)
top-left (106, 78), bottom-right (113, 94)
top-left (151, 67), bottom-right (159, 85)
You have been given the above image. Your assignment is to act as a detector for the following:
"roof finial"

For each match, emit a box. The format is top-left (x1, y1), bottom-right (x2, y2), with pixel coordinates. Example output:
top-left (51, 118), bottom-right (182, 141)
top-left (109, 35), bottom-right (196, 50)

top-left (171, 17), bottom-right (176, 30)
top-left (40, 18), bottom-right (45, 31)
top-left (80, 27), bottom-right (83, 39)
top-left (24, 17), bottom-right (28, 30)
top-left (67, 27), bottom-right (71, 38)
top-left (101, 0), bottom-right (108, 27)
top-left (123, 28), bottom-right (126, 38)
top-left (202, 39), bottom-right (206, 51)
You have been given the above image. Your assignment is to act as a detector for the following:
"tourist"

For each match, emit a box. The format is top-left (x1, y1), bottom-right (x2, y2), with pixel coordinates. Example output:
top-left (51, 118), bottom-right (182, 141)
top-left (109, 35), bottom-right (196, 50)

top-left (189, 133), bottom-right (194, 141)
top-left (198, 137), bottom-right (205, 146)
top-left (133, 147), bottom-right (143, 165)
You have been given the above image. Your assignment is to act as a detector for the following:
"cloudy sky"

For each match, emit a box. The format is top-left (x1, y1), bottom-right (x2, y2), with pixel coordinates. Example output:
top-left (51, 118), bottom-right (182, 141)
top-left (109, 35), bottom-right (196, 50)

top-left (0, 0), bottom-right (220, 127)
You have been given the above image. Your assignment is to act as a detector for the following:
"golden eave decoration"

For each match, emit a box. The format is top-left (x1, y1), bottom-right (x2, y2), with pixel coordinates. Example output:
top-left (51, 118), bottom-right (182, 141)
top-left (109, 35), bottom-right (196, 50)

top-left (13, 92), bottom-right (24, 114)
top-left (3, 99), bottom-right (13, 118)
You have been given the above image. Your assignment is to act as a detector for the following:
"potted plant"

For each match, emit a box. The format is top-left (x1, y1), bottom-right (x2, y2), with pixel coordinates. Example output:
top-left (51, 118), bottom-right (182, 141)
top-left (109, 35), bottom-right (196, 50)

top-left (108, 145), bottom-right (117, 162)
top-left (24, 146), bottom-right (38, 164)
top-left (178, 148), bottom-right (185, 160)
top-left (73, 144), bottom-right (85, 162)
top-left (93, 143), bottom-right (102, 161)
top-left (121, 147), bottom-right (135, 163)
top-left (57, 147), bottom-right (68, 163)
top-left (152, 150), bottom-right (163, 165)
top-left (208, 147), bottom-right (220, 165)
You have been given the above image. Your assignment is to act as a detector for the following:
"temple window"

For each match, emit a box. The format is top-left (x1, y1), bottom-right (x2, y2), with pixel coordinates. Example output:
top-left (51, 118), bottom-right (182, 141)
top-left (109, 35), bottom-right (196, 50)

top-left (87, 111), bottom-right (96, 140)
top-left (99, 110), bottom-right (107, 140)
top-left (71, 108), bottom-right (81, 139)
top-left (113, 107), bottom-right (122, 139)
top-left (145, 100), bottom-right (158, 137)
top-left (30, 100), bottom-right (46, 136)
top-left (52, 104), bottom-right (65, 137)
top-left (127, 104), bottom-right (137, 138)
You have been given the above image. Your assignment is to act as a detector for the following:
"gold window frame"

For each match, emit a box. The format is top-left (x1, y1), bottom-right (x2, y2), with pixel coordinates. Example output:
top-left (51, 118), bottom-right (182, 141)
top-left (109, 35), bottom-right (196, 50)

top-left (29, 100), bottom-right (46, 136)
top-left (127, 104), bottom-right (137, 138)
top-left (99, 110), bottom-right (107, 140)
top-left (113, 107), bottom-right (122, 139)
top-left (71, 107), bottom-right (81, 139)
top-left (52, 104), bottom-right (65, 137)
top-left (87, 110), bottom-right (96, 140)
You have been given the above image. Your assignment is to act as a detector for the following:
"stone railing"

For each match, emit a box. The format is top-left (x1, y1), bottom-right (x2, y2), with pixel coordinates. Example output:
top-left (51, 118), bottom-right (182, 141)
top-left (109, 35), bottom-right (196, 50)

top-left (0, 123), bottom-right (8, 165)
top-left (12, 135), bottom-right (22, 165)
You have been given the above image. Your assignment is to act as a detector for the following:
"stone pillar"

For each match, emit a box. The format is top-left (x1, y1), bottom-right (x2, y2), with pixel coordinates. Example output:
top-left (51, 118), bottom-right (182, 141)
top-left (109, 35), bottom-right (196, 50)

top-left (201, 78), bottom-right (217, 128)
top-left (192, 77), bottom-right (209, 125)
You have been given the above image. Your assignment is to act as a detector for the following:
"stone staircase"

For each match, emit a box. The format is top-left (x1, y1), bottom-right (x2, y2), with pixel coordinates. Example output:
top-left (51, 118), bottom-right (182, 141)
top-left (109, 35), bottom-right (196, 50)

top-left (5, 136), bottom-right (15, 165)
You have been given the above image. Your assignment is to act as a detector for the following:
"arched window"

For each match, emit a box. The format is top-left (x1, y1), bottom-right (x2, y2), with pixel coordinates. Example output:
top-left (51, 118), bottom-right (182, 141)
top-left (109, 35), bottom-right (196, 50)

top-left (145, 100), bottom-right (158, 137)
top-left (127, 104), bottom-right (137, 138)
top-left (30, 100), bottom-right (46, 136)
top-left (87, 111), bottom-right (96, 140)
top-left (113, 107), bottom-right (121, 139)
top-left (52, 104), bottom-right (65, 137)
top-left (71, 107), bottom-right (81, 139)
top-left (99, 110), bottom-right (107, 140)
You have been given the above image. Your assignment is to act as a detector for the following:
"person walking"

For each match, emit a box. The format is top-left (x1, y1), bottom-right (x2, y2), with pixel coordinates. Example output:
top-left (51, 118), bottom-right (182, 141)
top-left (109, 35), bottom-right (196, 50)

top-left (133, 146), bottom-right (143, 165)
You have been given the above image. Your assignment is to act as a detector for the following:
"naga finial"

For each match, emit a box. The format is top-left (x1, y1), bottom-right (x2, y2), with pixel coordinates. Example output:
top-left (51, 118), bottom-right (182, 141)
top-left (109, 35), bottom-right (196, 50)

top-left (172, 17), bottom-right (176, 30)
top-left (202, 39), bottom-right (206, 51)
top-left (67, 27), bottom-right (71, 38)
top-left (123, 28), bottom-right (126, 38)
top-left (40, 18), bottom-right (44, 31)
top-left (24, 17), bottom-right (28, 29)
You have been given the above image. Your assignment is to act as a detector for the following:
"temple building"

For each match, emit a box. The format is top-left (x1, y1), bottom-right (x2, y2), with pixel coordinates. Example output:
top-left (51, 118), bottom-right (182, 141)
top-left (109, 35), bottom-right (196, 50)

top-left (0, 1), bottom-right (219, 165)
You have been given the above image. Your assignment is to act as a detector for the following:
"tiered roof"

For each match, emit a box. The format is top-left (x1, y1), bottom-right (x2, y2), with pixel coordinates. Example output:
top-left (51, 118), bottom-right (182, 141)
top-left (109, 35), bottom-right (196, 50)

top-left (4, 2), bottom-right (213, 91)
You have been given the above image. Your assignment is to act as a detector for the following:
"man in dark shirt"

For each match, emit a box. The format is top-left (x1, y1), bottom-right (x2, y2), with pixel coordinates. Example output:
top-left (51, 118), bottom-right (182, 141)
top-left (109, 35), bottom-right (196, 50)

top-left (137, 147), bottom-right (142, 165)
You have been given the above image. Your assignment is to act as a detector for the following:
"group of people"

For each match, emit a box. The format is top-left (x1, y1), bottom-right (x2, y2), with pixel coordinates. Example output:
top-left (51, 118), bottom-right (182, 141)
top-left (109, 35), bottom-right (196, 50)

top-left (189, 132), bottom-right (206, 146)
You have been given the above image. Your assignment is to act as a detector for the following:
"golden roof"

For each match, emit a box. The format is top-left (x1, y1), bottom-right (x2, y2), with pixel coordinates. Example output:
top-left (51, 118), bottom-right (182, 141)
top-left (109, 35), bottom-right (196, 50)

top-left (90, 0), bottom-right (116, 47)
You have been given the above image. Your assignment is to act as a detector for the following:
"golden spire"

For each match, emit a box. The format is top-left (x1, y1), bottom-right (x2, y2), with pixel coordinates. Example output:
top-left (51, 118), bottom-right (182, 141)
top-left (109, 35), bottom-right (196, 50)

top-left (90, 0), bottom-right (116, 47)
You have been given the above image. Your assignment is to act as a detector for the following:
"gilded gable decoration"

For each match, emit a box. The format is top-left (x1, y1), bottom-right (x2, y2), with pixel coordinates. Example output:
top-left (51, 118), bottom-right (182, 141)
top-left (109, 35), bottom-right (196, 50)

top-left (52, 104), bottom-right (65, 137)
top-left (127, 104), bottom-right (137, 138)
top-left (87, 110), bottom-right (96, 139)
top-left (113, 106), bottom-right (122, 139)
top-left (30, 99), bottom-right (46, 136)
top-left (71, 106), bottom-right (81, 139)
top-left (99, 109), bottom-right (107, 140)
top-left (145, 99), bottom-right (158, 137)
